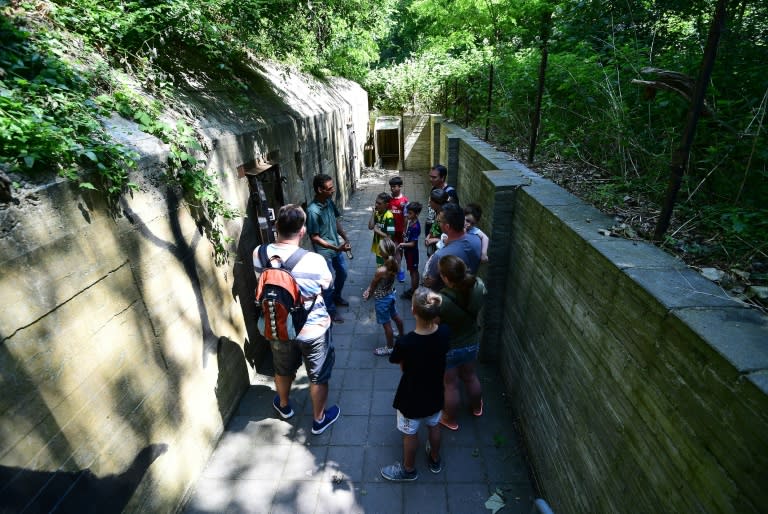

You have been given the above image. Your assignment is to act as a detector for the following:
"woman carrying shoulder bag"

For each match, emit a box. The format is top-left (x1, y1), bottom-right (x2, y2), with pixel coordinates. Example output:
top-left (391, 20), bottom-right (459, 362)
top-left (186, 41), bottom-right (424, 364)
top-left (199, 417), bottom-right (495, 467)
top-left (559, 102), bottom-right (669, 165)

top-left (436, 255), bottom-right (487, 431)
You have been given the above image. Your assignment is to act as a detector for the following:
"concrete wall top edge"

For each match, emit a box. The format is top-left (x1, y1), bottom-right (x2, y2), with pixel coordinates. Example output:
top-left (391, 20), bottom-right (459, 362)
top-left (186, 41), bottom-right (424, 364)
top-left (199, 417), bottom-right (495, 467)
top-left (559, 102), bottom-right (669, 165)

top-left (524, 182), bottom-right (584, 207)
top-left (623, 266), bottom-right (736, 310)
top-left (482, 170), bottom-right (532, 190)
top-left (673, 307), bottom-right (768, 372)
top-left (748, 371), bottom-right (768, 395)
top-left (591, 236), bottom-right (689, 271)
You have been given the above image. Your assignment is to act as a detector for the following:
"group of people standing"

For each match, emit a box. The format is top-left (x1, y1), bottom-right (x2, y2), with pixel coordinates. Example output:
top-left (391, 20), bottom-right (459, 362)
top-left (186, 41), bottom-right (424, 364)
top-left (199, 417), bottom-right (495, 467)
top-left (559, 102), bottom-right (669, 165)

top-left (361, 164), bottom-right (489, 481)
top-left (252, 166), bottom-right (489, 481)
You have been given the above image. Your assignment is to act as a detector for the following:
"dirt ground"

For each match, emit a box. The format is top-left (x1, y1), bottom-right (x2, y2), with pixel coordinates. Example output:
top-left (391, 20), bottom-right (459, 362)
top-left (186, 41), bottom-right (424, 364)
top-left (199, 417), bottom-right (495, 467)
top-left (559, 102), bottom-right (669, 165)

top-left (500, 149), bottom-right (767, 313)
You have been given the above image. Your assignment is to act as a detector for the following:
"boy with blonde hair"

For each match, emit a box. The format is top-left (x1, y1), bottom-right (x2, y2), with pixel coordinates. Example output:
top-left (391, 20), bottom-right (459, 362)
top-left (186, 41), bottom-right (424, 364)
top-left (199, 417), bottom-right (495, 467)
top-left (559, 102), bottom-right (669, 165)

top-left (380, 287), bottom-right (450, 481)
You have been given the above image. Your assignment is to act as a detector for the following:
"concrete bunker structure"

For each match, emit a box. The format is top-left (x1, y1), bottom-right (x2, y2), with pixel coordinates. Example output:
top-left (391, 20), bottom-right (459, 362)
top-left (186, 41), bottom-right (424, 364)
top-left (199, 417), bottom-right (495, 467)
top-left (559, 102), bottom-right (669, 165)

top-left (1, 70), bottom-right (766, 512)
top-left (373, 115), bottom-right (402, 170)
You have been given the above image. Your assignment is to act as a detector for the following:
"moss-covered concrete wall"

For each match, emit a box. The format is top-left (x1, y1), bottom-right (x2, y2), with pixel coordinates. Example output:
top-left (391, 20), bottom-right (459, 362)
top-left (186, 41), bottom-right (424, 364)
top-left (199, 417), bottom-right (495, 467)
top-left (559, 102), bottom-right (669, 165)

top-left (435, 120), bottom-right (768, 514)
top-left (0, 61), bottom-right (367, 512)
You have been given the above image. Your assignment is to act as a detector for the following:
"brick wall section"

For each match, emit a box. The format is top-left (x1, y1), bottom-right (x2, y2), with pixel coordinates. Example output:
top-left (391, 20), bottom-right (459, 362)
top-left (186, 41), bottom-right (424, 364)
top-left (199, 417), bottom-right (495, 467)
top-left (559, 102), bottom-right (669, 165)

top-left (447, 135), bottom-right (460, 186)
top-left (434, 122), bottom-right (768, 513)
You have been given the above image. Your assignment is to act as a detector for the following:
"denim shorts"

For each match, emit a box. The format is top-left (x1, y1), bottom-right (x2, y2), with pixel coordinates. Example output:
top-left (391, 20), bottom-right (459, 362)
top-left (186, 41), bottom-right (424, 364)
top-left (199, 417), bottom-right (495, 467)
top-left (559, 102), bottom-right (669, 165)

top-left (445, 344), bottom-right (479, 369)
top-left (270, 331), bottom-right (335, 384)
top-left (374, 293), bottom-right (398, 324)
top-left (396, 409), bottom-right (442, 435)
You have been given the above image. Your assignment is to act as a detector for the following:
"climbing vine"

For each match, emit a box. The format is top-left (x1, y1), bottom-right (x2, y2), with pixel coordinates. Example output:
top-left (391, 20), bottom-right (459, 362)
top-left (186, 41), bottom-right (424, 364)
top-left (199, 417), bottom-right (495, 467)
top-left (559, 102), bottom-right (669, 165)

top-left (0, 14), bottom-right (139, 202)
top-left (1, 6), bottom-right (235, 262)
top-left (107, 88), bottom-right (238, 264)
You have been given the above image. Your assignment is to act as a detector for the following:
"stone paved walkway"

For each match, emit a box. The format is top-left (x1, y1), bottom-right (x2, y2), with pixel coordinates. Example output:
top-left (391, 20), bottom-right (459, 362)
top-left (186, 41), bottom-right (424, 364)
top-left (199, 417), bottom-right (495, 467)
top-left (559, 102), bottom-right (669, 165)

top-left (183, 169), bottom-right (538, 513)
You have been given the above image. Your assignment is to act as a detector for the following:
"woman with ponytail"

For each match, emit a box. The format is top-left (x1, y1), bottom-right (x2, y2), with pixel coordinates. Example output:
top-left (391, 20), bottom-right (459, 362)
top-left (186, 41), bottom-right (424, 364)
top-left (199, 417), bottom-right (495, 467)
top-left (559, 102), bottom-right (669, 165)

top-left (436, 254), bottom-right (486, 430)
top-left (363, 238), bottom-right (405, 356)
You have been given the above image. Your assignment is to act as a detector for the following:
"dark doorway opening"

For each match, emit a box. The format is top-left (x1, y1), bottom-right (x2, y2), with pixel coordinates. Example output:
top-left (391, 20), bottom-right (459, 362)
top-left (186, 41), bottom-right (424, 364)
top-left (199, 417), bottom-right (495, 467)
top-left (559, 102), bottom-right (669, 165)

top-left (233, 158), bottom-right (285, 371)
top-left (374, 116), bottom-right (401, 170)
top-left (239, 159), bottom-right (285, 245)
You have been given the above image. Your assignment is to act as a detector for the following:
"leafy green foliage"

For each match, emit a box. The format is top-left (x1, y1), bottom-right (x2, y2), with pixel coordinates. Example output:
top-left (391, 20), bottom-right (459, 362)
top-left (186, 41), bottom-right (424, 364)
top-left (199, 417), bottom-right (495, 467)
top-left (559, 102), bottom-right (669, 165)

top-left (0, 15), bottom-right (138, 202)
top-left (369, 0), bottom-right (767, 272)
top-left (661, 204), bottom-right (768, 269)
top-left (3, 0), bottom-right (393, 263)
top-left (49, 0), bottom-right (393, 83)
top-left (1, 6), bottom-right (238, 261)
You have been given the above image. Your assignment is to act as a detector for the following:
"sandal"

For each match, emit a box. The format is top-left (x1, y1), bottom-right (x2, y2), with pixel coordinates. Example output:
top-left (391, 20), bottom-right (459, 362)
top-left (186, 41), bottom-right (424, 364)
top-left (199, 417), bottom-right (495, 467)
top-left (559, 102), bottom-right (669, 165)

top-left (472, 399), bottom-right (484, 417)
top-left (373, 346), bottom-right (393, 356)
top-left (439, 417), bottom-right (459, 431)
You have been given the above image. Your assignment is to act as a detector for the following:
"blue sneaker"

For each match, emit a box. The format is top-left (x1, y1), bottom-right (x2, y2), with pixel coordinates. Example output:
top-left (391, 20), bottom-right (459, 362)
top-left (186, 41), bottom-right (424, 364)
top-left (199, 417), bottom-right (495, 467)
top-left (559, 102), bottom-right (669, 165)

top-left (273, 395), bottom-right (294, 419)
top-left (312, 405), bottom-right (340, 434)
top-left (380, 461), bottom-right (418, 482)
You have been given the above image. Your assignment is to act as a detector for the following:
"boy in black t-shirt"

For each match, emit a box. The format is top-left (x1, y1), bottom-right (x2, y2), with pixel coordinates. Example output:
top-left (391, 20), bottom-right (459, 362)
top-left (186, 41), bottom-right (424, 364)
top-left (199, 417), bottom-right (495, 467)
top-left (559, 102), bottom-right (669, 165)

top-left (380, 287), bottom-right (450, 481)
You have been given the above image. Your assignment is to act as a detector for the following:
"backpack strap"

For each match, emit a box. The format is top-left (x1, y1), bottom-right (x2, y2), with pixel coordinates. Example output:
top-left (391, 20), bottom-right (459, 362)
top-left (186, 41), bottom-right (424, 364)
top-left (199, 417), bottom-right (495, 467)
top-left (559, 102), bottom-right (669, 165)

top-left (282, 248), bottom-right (308, 271)
top-left (257, 245), bottom-right (308, 270)
top-left (280, 248), bottom-right (317, 313)
top-left (257, 244), bottom-right (270, 268)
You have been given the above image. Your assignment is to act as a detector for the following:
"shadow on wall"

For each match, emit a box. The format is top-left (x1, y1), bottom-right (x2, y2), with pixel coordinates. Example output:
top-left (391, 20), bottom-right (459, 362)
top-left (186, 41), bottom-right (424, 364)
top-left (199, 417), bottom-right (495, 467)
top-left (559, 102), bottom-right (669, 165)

top-left (215, 337), bottom-right (250, 419)
top-left (231, 208), bottom-right (266, 371)
top-left (120, 190), bottom-right (219, 370)
top-left (0, 443), bottom-right (168, 514)
top-left (123, 187), bottom-right (256, 421)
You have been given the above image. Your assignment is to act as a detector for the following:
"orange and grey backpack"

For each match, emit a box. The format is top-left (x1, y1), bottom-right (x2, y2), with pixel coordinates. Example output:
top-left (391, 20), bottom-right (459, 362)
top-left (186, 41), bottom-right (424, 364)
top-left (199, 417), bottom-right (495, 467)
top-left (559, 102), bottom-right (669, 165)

top-left (255, 246), bottom-right (316, 341)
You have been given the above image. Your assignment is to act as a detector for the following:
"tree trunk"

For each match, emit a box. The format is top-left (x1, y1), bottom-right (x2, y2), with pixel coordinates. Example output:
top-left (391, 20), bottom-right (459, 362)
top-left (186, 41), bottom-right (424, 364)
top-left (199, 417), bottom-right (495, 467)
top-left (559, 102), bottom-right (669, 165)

top-left (453, 79), bottom-right (458, 120)
top-left (528, 10), bottom-right (552, 164)
top-left (653, 0), bottom-right (727, 241)
top-left (464, 79), bottom-right (470, 127)
top-left (485, 64), bottom-right (494, 141)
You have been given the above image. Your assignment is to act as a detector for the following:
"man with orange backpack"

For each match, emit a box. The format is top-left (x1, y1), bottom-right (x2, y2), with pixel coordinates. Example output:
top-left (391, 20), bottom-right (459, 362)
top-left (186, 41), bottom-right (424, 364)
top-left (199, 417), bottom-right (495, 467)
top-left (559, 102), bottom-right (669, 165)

top-left (253, 204), bottom-right (341, 435)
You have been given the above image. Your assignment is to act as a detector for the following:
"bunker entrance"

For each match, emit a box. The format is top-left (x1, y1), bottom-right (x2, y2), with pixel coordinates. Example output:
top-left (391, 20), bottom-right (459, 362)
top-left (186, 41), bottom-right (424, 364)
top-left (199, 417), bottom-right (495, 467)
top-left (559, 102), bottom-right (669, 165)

top-left (237, 157), bottom-right (284, 245)
top-left (374, 116), bottom-right (401, 170)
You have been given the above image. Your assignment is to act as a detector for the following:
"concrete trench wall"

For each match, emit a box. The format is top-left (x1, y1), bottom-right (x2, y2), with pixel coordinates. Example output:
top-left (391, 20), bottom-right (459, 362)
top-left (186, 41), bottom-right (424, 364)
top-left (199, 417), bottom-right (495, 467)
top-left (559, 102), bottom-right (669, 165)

top-left (0, 62), bottom-right (367, 512)
top-left (3, 66), bottom-right (765, 511)
top-left (427, 118), bottom-right (768, 514)
top-left (402, 115), bottom-right (432, 171)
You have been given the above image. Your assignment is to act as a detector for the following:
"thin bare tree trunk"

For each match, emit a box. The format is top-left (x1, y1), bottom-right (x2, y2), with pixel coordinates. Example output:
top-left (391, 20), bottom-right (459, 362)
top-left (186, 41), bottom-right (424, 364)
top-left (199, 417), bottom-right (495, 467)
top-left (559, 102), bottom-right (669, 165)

top-left (453, 79), bottom-right (458, 120)
top-left (653, 0), bottom-right (727, 241)
top-left (528, 10), bottom-right (552, 164)
top-left (464, 79), bottom-right (470, 127)
top-left (485, 64), bottom-right (494, 141)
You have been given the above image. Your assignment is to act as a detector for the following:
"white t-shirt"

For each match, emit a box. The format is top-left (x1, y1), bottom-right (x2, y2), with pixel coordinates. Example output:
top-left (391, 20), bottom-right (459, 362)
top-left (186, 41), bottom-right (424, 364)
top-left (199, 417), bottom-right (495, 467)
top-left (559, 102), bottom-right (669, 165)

top-left (253, 242), bottom-right (332, 341)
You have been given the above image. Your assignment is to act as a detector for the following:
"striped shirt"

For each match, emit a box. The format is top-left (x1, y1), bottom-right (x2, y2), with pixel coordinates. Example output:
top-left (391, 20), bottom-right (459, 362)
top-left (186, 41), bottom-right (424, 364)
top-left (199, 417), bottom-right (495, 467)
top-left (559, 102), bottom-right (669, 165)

top-left (253, 242), bottom-right (332, 341)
